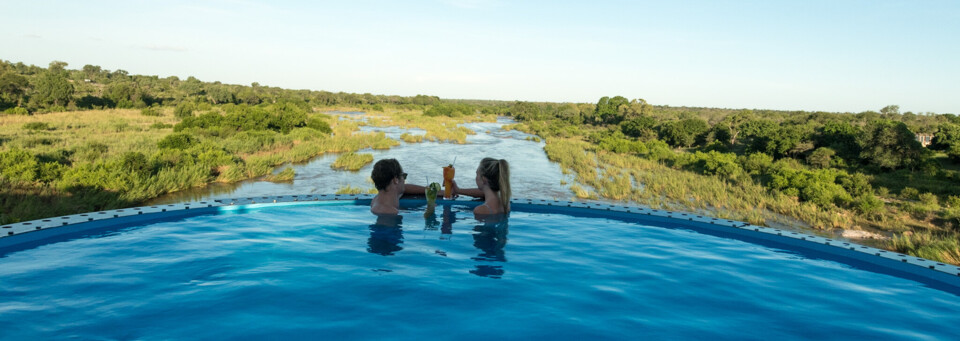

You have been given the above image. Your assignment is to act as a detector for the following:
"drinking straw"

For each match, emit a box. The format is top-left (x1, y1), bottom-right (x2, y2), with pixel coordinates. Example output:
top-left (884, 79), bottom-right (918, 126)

top-left (452, 156), bottom-right (457, 168)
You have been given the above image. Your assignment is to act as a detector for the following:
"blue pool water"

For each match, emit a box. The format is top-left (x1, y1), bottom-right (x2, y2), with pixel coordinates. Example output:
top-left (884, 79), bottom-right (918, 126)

top-left (1, 203), bottom-right (958, 340)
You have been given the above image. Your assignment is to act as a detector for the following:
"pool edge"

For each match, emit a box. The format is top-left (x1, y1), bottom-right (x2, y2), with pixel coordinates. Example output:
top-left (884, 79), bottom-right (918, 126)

top-left (3, 194), bottom-right (959, 291)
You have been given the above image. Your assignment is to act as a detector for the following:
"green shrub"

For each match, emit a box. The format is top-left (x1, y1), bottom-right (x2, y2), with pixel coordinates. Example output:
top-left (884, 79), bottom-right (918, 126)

top-left (838, 172), bottom-right (873, 197)
top-left (919, 192), bottom-right (939, 207)
top-left (876, 186), bottom-right (890, 198)
top-left (900, 187), bottom-right (920, 200)
top-left (0, 149), bottom-right (38, 182)
top-left (111, 119), bottom-right (129, 132)
top-left (175, 112), bottom-right (224, 132)
top-left (593, 133), bottom-right (646, 154)
top-left (644, 140), bottom-right (674, 162)
top-left (693, 151), bottom-right (742, 179)
top-left (74, 142), bottom-right (109, 163)
top-left (120, 152), bottom-right (151, 176)
top-left (855, 193), bottom-right (884, 216)
top-left (306, 117), bottom-right (332, 134)
top-left (23, 122), bottom-right (53, 131)
top-left (150, 122), bottom-right (173, 129)
top-left (768, 163), bottom-right (852, 207)
top-left (37, 161), bottom-right (67, 183)
top-left (739, 152), bottom-right (774, 175)
top-left (174, 102), bottom-right (196, 119)
top-left (222, 130), bottom-right (280, 154)
top-left (140, 107), bottom-right (161, 117)
top-left (943, 196), bottom-right (960, 225)
top-left (807, 147), bottom-right (835, 169)
top-left (157, 133), bottom-right (198, 150)
top-left (4, 107), bottom-right (29, 115)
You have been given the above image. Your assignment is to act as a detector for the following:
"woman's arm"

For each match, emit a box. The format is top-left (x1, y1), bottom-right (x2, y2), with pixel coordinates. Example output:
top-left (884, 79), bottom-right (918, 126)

top-left (450, 180), bottom-right (483, 198)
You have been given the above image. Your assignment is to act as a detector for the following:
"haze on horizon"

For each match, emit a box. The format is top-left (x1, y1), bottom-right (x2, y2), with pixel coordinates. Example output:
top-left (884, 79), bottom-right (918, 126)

top-left (2, 0), bottom-right (958, 114)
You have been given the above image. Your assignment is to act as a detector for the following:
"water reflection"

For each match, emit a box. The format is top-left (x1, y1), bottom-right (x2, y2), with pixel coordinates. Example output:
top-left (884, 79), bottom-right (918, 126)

top-left (423, 205), bottom-right (440, 231)
top-left (469, 215), bottom-right (509, 279)
top-left (367, 214), bottom-right (403, 256)
top-left (440, 204), bottom-right (456, 240)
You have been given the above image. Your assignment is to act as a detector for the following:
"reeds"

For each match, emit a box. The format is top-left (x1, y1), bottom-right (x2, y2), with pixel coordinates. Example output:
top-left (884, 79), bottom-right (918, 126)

top-left (265, 168), bottom-right (296, 182)
top-left (332, 152), bottom-right (374, 171)
top-left (335, 185), bottom-right (375, 195)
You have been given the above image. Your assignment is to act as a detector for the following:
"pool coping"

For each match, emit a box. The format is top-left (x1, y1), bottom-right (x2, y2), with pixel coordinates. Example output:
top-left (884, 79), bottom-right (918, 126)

top-left (3, 194), bottom-right (959, 285)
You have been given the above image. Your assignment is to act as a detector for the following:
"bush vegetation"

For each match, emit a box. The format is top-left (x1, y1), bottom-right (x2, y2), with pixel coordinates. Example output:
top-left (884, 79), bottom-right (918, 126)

top-left (505, 98), bottom-right (960, 264)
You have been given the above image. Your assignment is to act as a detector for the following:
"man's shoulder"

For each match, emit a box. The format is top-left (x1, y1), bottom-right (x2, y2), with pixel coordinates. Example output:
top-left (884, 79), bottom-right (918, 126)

top-left (371, 207), bottom-right (399, 215)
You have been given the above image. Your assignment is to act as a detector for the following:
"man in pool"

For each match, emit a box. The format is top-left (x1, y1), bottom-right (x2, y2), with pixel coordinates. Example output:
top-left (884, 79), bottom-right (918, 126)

top-left (370, 158), bottom-right (426, 215)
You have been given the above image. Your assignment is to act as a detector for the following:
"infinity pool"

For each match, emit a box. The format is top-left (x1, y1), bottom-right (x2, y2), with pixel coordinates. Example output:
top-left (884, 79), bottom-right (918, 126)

top-left (1, 202), bottom-right (958, 340)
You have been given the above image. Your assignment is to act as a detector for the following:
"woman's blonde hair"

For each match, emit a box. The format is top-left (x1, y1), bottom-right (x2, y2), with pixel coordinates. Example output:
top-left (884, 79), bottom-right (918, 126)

top-left (479, 157), bottom-right (510, 213)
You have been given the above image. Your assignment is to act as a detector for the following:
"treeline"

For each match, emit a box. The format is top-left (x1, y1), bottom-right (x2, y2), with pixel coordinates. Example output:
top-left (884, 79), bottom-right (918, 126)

top-left (0, 60), bottom-right (447, 114)
top-left (504, 96), bottom-right (960, 227)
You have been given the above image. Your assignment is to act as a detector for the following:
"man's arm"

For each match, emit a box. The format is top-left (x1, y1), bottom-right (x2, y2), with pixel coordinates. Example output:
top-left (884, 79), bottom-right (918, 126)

top-left (403, 184), bottom-right (426, 195)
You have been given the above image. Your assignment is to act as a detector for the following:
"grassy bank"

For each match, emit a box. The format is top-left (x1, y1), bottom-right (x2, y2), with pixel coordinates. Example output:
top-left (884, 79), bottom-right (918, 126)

top-left (539, 135), bottom-right (960, 264)
top-left (0, 106), bottom-right (494, 224)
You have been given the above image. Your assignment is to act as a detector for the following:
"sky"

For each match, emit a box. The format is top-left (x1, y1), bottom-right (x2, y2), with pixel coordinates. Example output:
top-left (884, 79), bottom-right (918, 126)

top-left (2, 0), bottom-right (958, 113)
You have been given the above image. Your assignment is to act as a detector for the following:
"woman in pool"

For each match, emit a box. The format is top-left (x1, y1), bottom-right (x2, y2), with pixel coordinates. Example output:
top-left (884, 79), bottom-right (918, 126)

top-left (452, 158), bottom-right (511, 215)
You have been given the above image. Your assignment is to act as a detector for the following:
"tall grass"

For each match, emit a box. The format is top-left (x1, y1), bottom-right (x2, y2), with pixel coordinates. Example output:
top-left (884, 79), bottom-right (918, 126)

top-left (364, 110), bottom-right (495, 144)
top-left (889, 231), bottom-right (960, 265)
top-left (542, 136), bottom-right (960, 264)
top-left (401, 133), bottom-right (424, 143)
top-left (332, 152), bottom-right (374, 171)
top-left (335, 185), bottom-right (376, 195)
top-left (544, 137), bottom-right (844, 228)
top-left (265, 168), bottom-right (296, 182)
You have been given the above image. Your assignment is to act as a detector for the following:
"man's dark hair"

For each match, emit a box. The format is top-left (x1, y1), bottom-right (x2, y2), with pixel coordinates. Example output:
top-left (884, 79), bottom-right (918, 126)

top-left (371, 158), bottom-right (403, 190)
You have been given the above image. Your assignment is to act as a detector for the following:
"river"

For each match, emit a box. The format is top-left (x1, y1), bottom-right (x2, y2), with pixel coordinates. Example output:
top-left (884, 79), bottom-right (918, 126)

top-left (150, 117), bottom-right (575, 204)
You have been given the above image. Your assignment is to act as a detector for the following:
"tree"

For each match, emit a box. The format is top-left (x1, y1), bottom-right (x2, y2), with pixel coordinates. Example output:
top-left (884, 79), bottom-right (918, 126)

top-left (932, 123), bottom-right (960, 162)
top-left (0, 71), bottom-right (28, 107)
top-left (857, 120), bottom-right (927, 170)
top-left (179, 76), bottom-right (204, 96)
top-left (620, 116), bottom-right (657, 140)
top-left (880, 105), bottom-right (900, 117)
top-left (659, 118), bottom-right (709, 148)
top-left (593, 96), bottom-right (629, 124)
top-left (105, 81), bottom-right (137, 108)
top-left (816, 120), bottom-right (861, 160)
top-left (48, 61), bottom-right (68, 73)
top-left (508, 101), bottom-right (543, 121)
top-left (34, 61), bottom-right (74, 108)
top-left (719, 110), bottom-right (753, 145)
top-left (931, 123), bottom-right (960, 150)
top-left (82, 64), bottom-right (102, 81)
top-left (807, 147), bottom-right (835, 169)
top-left (207, 85), bottom-right (235, 104)
top-left (174, 102), bottom-right (196, 119)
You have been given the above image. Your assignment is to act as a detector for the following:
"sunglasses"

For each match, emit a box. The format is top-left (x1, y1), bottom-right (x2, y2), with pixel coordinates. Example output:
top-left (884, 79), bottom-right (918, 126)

top-left (399, 172), bottom-right (408, 180)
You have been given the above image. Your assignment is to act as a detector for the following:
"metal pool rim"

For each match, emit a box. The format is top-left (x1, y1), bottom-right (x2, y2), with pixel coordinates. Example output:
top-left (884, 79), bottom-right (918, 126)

top-left (2, 193), bottom-right (959, 295)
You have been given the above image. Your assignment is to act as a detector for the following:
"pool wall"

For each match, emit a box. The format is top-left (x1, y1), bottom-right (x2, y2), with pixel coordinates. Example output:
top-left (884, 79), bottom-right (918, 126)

top-left (2, 194), bottom-right (959, 294)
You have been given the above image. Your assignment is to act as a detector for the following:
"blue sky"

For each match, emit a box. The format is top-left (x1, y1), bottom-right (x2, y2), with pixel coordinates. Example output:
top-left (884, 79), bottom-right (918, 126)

top-left (2, 0), bottom-right (958, 113)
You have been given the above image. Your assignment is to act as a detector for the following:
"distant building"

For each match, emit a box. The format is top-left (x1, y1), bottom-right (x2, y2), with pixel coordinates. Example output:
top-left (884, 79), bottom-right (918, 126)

top-left (916, 133), bottom-right (933, 147)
